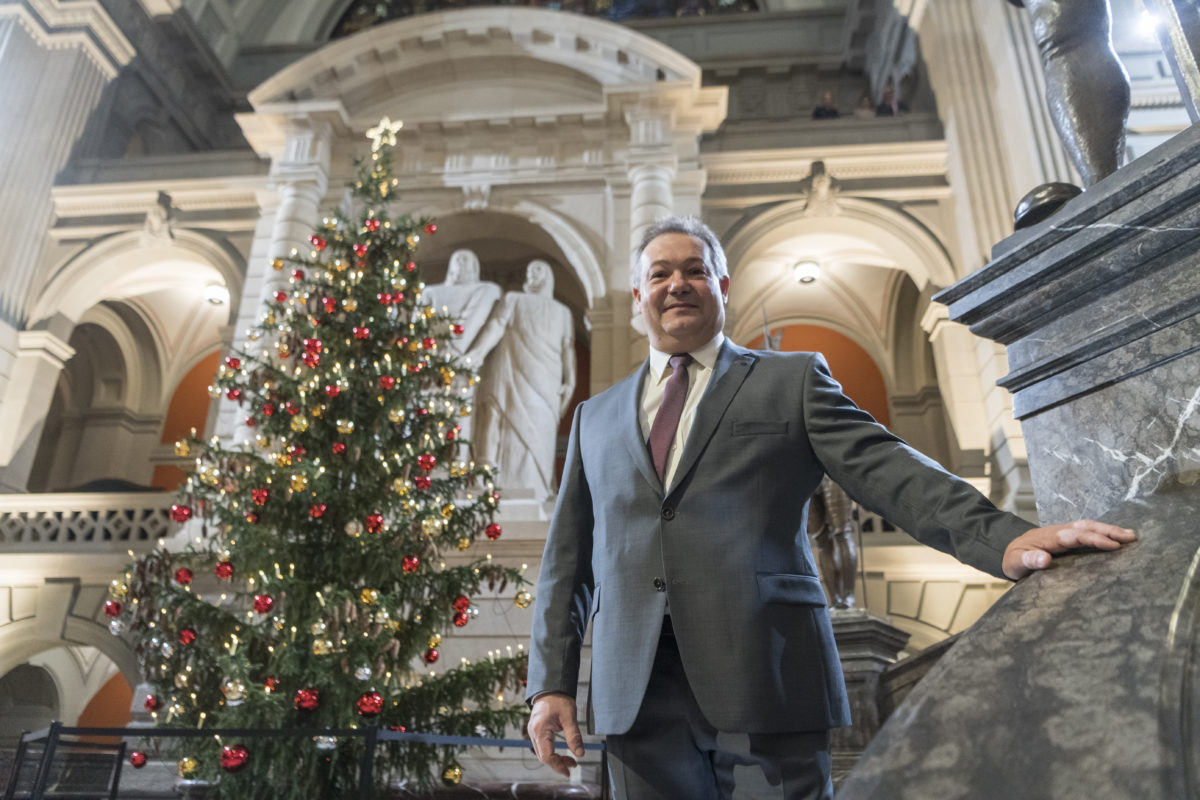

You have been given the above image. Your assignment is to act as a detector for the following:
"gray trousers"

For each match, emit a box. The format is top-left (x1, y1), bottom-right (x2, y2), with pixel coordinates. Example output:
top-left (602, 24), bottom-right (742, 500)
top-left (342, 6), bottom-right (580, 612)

top-left (605, 618), bottom-right (834, 800)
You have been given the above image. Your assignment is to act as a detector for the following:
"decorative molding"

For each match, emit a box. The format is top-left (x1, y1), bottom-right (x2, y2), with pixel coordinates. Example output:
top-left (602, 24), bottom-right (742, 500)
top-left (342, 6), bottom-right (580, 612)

top-left (17, 330), bottom-right (75, 365)
top-left (0, 0), bottom-right (136, 79)
top-left (703, 141), bottom-right (949, 186)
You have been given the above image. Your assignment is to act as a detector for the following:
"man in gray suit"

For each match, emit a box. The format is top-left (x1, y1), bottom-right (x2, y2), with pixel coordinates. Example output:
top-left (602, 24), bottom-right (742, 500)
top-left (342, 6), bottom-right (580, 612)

top-left (525, 217), bottom-right (1134, 799)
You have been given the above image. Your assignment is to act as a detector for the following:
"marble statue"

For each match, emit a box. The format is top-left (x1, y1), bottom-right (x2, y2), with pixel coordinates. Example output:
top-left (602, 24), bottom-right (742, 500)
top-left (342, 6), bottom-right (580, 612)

top-left (806, 476), bottom-right (860, 609)
top-left (423, 249), bottom-right (501, 358)
top-left (1009, 0), bottom-right (1131, 228)
top-left (467, 260), bottom-right (576, 500)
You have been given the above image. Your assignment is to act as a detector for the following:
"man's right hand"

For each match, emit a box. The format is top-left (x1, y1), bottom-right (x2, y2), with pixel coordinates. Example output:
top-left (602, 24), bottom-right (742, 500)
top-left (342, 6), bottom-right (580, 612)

top-left (528, 692), bottom-right (585, 777)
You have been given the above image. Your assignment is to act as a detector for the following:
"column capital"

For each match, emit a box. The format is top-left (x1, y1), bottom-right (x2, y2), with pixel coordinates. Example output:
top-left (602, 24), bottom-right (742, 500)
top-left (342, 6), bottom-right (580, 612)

top-left (1, 0), bottom-right (135, 79)
top-left (17, 330), bottom-right (75, 366)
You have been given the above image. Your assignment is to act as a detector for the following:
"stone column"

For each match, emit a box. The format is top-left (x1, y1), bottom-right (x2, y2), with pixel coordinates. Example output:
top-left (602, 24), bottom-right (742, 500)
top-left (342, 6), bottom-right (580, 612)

top-left (218, 116), bottom-right (330, 443)
top-left (0, 330), bottom-right (75, 492)
top-left (0, 3), bottom-right (133, 489)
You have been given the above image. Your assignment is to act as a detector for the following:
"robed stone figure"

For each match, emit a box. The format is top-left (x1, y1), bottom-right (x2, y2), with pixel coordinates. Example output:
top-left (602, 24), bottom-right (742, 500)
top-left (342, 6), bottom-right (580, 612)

top-left (468, 260), bottom-right (576, 499)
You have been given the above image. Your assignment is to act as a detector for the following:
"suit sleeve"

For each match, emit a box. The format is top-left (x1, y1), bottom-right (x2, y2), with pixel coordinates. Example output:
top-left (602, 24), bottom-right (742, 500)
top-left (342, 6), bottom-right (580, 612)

top-left (801, 353), bottom-right (1033, 578)
top-left (525, 402), bottom-right (595, 704)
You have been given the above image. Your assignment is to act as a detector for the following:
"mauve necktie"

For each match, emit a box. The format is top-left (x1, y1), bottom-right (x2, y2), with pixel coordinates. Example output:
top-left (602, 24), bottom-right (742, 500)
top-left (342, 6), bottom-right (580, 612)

top-left (649, 354), bottom-right (693, 483)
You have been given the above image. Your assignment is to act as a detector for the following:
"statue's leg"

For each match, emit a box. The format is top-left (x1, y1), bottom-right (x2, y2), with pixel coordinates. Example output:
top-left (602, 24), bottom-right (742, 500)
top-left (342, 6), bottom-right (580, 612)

top-left (1025, 0), bottom-right (1131, 186)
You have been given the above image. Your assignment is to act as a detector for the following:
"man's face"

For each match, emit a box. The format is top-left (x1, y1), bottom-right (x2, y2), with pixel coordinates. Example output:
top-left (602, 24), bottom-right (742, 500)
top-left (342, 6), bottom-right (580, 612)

top-left (633, 232), bottom-right (729, 354)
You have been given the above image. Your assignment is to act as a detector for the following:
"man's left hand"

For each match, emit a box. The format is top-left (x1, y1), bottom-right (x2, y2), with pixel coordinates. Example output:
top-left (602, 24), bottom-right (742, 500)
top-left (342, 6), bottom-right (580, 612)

top-left (1002, 519), bottom-right (1137, 580)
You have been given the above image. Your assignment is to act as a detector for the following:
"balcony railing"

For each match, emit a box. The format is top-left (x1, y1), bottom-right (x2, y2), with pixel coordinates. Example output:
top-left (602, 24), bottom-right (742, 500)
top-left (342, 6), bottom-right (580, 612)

top-left (0, 493), bottom-right (173, 552)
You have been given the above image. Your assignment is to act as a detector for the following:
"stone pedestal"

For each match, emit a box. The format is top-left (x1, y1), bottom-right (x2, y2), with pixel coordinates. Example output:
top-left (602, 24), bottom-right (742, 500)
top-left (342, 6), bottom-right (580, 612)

top-left (837, 126), bottom-right (1200, 798)
top-left (828, 610), bottom-right (909, 785)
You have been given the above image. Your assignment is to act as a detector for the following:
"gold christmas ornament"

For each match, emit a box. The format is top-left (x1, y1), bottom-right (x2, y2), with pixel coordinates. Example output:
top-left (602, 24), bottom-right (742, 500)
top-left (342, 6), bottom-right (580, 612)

top-left (290, 474), bottom-right (309, 492)
top-left (406, 234), bottom-right (420, 247)
top-left (177, 757), bottom-right (199, 778)
top-left (109, 579), bottom-right (129, 598)
top-left (441, 763), bottom-right (463, 787)
top-left (359, 588), bottom-right (379, 606)
top-left (428, 633), bottom-right (442, 649)
top-left (207, 384), bottom-right (222, 398)
top-left (387, 407), bottom-right (405, 423)
top-left (221, 678), bottom-right (246, 705)
top-left (311, 621), bottom-right (327, 635)
top-left (174, 440), bottom-right (192, 457)
top-left (345, 520), bottom-right (364, 538)
top-left (272, 258), bottom-right (285, 271)
top-left (337, 419), bottom-right (355, 435)
top-left (201, 466), bottom-right (221, 486)
top-left (275, 453), bottom-right (292, 468)
top-left (392, 478), bottom-right (408, 495)
top-left (460, 405), bottom-right (472, 418)
top-left (456, 537), bottom-right (471, 552)
top-left (174, 672), bottom-right (188, 688)
top-left (421, 517), bottom-right (441, 538)
top-left (515, 591), bottom-right (534, 609)
top-left (312, 639), bottom-right (333, 655)
top-left (311, 403), bottom-right (325, 418)
top-left (449, 462), bottom-right (467, 478)
top-left (343, 298), bottom-right (358, 312)
top-left (254, 433), bottom-right (271, 449)
top-left (440, 367), bottom-right (455, 386)
top-left (290, 415), bottom-right (310, 433)
top-left (440, 503), bottom-right (455, 519)
top-left (424, 307), bottom-right (436, 319)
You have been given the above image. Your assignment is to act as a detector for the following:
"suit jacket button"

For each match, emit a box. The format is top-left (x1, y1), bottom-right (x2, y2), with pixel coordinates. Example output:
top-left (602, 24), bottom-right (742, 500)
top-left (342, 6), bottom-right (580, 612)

top-left (661, 507), bottom-right (675, 520)
top-left (653, 577), bottom-right (666, 591)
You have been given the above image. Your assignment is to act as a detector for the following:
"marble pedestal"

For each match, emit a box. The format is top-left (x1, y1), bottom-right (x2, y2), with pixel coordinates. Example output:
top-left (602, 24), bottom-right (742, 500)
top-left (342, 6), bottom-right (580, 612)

top-left (837, 125), bottom-right (1200, 798)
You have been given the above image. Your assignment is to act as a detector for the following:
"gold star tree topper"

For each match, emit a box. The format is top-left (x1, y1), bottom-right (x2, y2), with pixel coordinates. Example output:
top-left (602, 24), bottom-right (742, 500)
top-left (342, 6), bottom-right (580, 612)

top-left (367, 117), bottom-right (403, 151)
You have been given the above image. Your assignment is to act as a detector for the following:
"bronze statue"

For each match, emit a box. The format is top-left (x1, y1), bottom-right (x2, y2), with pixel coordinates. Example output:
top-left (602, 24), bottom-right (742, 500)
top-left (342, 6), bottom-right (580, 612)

top-left (1008, 0), bottom-right (1131, 228)
top-left (807, 476), bottom-right (859, 609)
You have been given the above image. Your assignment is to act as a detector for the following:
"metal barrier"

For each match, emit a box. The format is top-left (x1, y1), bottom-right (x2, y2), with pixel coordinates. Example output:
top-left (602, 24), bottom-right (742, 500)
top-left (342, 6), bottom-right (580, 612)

top-left (6, 722), bottom-right (607, 800)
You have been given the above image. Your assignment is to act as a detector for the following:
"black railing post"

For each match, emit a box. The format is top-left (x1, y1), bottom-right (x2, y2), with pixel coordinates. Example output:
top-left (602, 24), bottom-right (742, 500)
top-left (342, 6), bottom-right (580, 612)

top-left (30, 722), bottom-right (61, 800)
top-left (358, 726), bottom-right (378, 800)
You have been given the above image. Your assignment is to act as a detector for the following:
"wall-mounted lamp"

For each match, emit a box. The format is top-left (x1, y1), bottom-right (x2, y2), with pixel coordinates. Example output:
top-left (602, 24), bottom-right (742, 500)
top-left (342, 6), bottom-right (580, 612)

top-left (205, 284), bottom-right (230, 305)
top-left (793, 260), bottom-right (821, 284)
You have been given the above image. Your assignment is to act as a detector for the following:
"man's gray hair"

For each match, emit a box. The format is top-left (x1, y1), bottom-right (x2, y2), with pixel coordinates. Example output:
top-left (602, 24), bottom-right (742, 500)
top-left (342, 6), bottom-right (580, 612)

top-left (631, 216), bottom-right (729, 290)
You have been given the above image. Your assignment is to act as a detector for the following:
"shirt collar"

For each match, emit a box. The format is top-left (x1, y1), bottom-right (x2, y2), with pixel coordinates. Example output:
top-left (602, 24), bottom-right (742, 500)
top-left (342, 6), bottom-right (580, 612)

top-left (649, 332), bottom-right (725, 382)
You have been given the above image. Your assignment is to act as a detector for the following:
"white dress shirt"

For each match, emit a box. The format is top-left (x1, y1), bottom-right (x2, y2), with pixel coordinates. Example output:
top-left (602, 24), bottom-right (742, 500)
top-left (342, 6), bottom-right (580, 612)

top-left (639, 333), bottom-right (725, 491)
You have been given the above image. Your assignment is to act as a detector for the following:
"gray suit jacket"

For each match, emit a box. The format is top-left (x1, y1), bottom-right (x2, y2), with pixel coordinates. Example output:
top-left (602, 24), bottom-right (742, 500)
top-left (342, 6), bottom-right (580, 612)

top-left (526, 342), bottom-right (1032, 735)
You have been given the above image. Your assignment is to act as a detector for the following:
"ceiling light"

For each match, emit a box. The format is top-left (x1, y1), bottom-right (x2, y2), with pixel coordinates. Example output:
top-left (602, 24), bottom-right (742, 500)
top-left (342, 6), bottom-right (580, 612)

top-left (205, 284), bottom-right (230, 305)
top-left (793, 261), bottom-right (820, 284)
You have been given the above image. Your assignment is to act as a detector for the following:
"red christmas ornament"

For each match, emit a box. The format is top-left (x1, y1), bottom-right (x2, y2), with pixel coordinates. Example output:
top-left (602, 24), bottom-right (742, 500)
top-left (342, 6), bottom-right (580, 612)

top-left (302, 352), bottom-right (320, 368)
top-left (226, 387), bottom-right (242, 401)
top-left (389, 725), bottom-right (407, 733)
top-left (285, 402), bottom-right (299, 416)
top-left (174, 567), bottom-right (193, 585)
top-left (424, 223), bottom-right (437, 235)
top-left (225, 356), bottom-right (241, 370)
top-left (423, 648), bottom-right (439, 664)
top-left (453, 611), bottom-right (469, 628)
top-left (264, 677), bottom-right (279, 693)
top-left (417, 454), bottom-right (437, 472)
top-left (356, 690), bottom-right (384, 717)
top-left (401, 555), bottom-right (419, 573)
top-left (179, 628), bottom-right (197, 646)
top-left (220, 744), bottom-right (250, 773)
top-left (274, 290), bottom-right (288, 304)
top-left (421, 337), bottom-right (436, 350)
top-left (104, 600), bottom-right (123, 617)
top-left (253, 594), bottom-right (274, 613)
top-left (365, 513), bottom-right (384, 534)
top-left (144, 695), bottom-right (161, 712)
top-left (294, 687), bottom-right (320, 711)
top-left (170, 504), bottom-right (192, 523)
top-left (308, 235), bottom-right (326, 251)
top-left (446, 428), bottom-right (457, 441)
top-left (215, 562), bottom-right (235, 580)
top-left (129, 751), bottom-right (147, 769)
top-left (379, 376), bottom-right (395, 390)
top-left (290, 445), bottom-right (306, 460)
top-left (414, 476), bottom-right (432, 490)
top-left (451, 324), bottom-right (464, 336)
top-left (324, 384), bottom-right (340, 398)
top-left (244, 416), bottom-right (257, 428)
top-left (291, 269), bottom-right (305, 281)
top-left (485, 523), bottom-right (502, 541)
top-left (353, 244), bottom-right (369, 257)
top-left (366, 219), bottom-right (381, 232)
top-left (393, 292), bottom-right (405, 302)
top-left (309, 504), bottom-right (326, 519)
top-left (353, 327), bottom-right (370, 340)
top-left (251, 488), bottom-right (269, 506)
top-left (304, 338), bottom-right (322, 354)
top-left (262, 403), bottom-right (276, 417)
top-left (377, 292), bottom-right (392, 305)
top-left (416, 407), bottom-right (429, 416)
top-left (406, 261), bottom-right (416, 272)
top-left (452, 595), bottom-right (470, 612)
top-left (332, 442), bottom-right (347, 455)
top-left (322, 297), bottom-right (338, 313)
top-left (244, 511), bottom-right (260, 524)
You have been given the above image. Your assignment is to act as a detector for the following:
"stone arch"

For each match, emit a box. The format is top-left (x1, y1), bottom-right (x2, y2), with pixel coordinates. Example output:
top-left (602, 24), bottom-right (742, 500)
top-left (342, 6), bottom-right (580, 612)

top-left (28, 229), bottom-right (243, 330)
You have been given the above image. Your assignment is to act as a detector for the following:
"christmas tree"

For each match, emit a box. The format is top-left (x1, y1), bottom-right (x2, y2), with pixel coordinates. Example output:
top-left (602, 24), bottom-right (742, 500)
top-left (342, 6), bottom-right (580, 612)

top-left (109, 119), bottom-right (531, 798)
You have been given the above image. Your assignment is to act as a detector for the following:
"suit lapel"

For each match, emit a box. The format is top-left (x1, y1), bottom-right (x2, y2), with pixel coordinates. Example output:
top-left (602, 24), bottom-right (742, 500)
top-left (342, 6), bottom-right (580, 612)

top-left (669, 341), bottom-right (757, 495)
top-left (619, 360), bottom-right (661, 493)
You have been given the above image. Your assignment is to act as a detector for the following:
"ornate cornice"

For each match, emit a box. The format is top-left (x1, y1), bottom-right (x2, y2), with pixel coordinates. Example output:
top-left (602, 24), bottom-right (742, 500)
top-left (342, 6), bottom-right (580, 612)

top-left (0, 0), bottom-right (135, 79)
